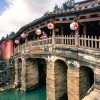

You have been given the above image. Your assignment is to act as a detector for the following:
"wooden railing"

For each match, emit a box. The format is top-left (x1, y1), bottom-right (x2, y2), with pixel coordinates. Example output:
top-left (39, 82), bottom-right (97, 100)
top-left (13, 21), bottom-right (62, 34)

top-left (79, 35), bottom-right (100, 49)
top-left (55, 35), bottom-right (75, 46)
top-left (14, 35), bottom-right (100, 53)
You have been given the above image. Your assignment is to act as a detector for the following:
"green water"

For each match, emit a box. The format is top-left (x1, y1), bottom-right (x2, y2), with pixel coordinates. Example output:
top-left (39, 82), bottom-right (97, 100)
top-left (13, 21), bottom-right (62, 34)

top-left (0, 86), bottom-right (46, 100)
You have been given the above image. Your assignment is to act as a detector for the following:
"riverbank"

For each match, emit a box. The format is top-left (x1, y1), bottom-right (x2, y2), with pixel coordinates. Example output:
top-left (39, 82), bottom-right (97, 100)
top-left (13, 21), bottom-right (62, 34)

top-left (0, 82), bottom-right (14, 92)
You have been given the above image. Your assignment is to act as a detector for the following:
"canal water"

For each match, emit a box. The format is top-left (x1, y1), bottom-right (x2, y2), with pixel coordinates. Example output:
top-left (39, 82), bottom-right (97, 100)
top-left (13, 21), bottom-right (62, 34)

top-left (0, 86), bottom-right (46, 100)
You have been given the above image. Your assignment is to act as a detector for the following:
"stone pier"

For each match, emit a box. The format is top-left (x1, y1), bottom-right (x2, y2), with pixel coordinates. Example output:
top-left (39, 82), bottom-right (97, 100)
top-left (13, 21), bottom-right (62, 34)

top-left (14, 58), bottom-right (21, 88)
top-left (46, 59), bottom-right (67, 100)
top-left (46, 61), bottom-right (56, 100)
top-left (14, 59), bottom-right (19, 88)
top-left (67, 68), bottom-right (79, 100)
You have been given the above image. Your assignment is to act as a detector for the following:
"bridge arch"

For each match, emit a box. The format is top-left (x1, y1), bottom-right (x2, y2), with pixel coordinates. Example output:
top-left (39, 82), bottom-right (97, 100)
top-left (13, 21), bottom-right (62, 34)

top-left (24, 57), bottom-right (47, 90)
top-left (79, 66), bottom-right (94, 99)
top-left (47, 55), bottom-right (66, 63)
top-left (37, 58), bottom-right (47, 86)
top-left (54, 59), bottom-right (68, 100)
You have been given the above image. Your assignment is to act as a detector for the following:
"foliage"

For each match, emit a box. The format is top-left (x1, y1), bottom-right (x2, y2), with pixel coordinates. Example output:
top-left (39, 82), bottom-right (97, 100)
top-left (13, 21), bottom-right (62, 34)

top-left (0, 32), bottom-right (15, 42)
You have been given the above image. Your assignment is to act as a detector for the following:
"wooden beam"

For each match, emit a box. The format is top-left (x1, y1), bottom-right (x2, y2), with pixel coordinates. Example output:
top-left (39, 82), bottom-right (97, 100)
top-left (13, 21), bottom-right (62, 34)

top-left (27, 24), bottom-right (47, 34)
top-left (54, 20), bottom-right (73, 24)
top-left (78, 17), bottom-right (100, 23)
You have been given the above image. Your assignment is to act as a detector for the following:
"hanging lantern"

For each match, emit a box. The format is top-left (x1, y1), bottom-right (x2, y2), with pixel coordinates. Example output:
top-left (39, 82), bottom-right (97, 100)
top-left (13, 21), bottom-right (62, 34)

top-left (35, 29), bottom-right (42, 35)
top-left (70, 22), bottom-right (79, 30)
top-left (21, 33), bottom-right (26, 38)
top-left (15, 39), bottom-right (19, 44)
top-left (47, 23), bottom-right (54, 29)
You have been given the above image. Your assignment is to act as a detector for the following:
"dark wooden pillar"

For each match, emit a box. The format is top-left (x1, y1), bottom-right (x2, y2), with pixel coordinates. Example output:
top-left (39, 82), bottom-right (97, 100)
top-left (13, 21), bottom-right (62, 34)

top-left (61, 25), bottom-right (63, 35)
top-left (83, 24), bottom-right (86, 36)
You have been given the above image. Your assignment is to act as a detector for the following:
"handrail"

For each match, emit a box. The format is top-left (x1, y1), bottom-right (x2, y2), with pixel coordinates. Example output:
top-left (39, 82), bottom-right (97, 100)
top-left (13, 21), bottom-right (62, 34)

top-left (14, 35), bottom-right (100, 53)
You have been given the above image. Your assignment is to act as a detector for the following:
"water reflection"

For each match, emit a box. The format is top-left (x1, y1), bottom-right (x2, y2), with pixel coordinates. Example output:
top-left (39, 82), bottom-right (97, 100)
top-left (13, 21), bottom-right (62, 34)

top-left (0, 86), bottom-right (46, 100)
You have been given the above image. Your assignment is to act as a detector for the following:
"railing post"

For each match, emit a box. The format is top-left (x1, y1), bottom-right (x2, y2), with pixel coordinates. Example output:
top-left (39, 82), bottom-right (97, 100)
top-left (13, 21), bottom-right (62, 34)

top-left (75, 29), bottom-right (79, 47)
top-left (52, 28), bottom-right (55, 45)
top-left (18, 45), bottom-right (20, 52)
top-left (25, 38), bottom-right (28, 50)
top-left (52, 25), bottom-right (55, 52)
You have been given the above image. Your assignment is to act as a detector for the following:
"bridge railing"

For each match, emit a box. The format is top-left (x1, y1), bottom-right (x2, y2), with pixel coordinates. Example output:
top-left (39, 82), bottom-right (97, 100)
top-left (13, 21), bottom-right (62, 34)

top-left (14, 35), bottom-right (100, 53)
top-left (55, 35), bottom-right (75, 46)
top-left (79, 35), bottom-right (100, 49)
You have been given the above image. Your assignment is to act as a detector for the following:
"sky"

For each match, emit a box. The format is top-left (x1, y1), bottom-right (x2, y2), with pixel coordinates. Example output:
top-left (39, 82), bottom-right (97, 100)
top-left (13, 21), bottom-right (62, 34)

top-left (0, 0), bottom-right (84, 39)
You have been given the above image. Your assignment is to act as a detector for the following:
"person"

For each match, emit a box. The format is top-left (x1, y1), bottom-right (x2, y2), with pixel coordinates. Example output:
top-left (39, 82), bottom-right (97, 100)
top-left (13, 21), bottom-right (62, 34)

top-left (41, 31), bottom-right (47, 39)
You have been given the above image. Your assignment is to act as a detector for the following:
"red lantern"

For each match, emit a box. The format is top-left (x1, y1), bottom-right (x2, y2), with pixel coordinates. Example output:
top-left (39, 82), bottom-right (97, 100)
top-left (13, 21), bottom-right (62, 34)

top-left (47, 23), bottom-right (54, 29)
top-left (70, 22), bottom-right (79, 30)
top-left (15, 39), bottom-right (19, 44)
top-left (35, 29), bottom-right (42, 35)
top-left (21, 33), bottom-right (26, 38)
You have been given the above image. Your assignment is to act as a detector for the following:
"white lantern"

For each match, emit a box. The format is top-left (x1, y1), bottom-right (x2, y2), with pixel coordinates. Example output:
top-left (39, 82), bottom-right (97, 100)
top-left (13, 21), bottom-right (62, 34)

top-left (35, 29), bottom-right (42, 35)
top-left (47, 23), bottom-right (54, 29)
top-left (70, 22), bottom-right (79, 30)
top-left (21, 33), bottom-right (26, 38)
top-left (15, 39), bottom-right (19, 44)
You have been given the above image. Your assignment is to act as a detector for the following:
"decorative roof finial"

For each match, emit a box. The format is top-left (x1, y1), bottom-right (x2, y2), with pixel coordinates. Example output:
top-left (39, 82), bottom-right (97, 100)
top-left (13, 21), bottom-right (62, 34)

top-left (68, 0), bottom-right (75, 6)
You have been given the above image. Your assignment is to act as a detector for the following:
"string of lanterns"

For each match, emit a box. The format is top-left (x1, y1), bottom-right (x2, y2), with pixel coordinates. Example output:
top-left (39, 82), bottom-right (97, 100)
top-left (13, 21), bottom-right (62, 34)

top-left (15, 22), bottom-right (79, 44)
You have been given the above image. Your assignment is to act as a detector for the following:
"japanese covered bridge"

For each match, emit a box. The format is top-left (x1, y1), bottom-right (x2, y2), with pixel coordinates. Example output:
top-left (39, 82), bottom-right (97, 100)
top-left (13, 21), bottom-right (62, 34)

top-left (1, 0), bottom-right (100, 100)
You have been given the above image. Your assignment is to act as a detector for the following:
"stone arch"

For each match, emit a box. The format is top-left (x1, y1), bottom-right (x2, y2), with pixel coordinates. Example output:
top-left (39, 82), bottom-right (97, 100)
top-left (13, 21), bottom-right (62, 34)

top-left (54, 59), bottom-right (68, 100)
top-left (24, 57), bottom-right (47, 91)
top-left (37, 58), bottom-right (47, 86)
top-left (79, 62), bottom-right (95, 72)
top-left (47, 55), bottom-right (66, 63)
top-left (79, 66), bottom-right (94, 99)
